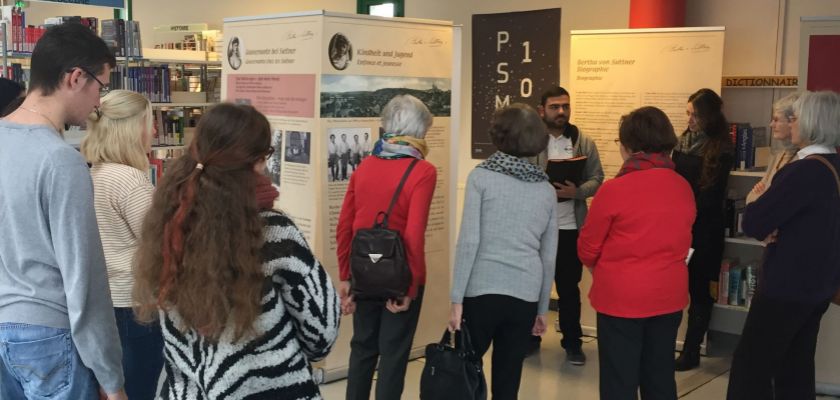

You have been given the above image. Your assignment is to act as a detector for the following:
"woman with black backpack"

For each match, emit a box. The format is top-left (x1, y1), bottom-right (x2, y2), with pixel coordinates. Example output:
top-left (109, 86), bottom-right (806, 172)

top-left (336, 94), bottom-right (437, 400)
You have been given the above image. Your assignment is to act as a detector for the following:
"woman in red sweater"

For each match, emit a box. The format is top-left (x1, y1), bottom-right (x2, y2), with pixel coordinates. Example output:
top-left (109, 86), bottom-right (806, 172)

top-left (336, 94), bottom-right (437, 400)
top-left (578, 106), bottom-right (696, 400)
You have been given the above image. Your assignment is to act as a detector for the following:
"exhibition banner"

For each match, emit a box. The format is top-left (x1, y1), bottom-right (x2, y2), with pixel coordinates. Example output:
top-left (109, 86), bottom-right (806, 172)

top-left (569, 27), bottom-right (725, 178)
top-left (224, 11), bottom-right (455, 381)
top-left (471, 8), bottom-right (561, 159)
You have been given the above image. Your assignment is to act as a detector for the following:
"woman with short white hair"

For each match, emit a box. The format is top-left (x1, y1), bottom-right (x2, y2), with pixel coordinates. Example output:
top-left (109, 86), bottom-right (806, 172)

top-left (336, 94), bottom-right (437, 400)
top-left (728, 90), bottom-right (840, 399)
top-left (80, 89), bottom-right (162, 400)
top-left (746, 92), bottom-right (801, 203)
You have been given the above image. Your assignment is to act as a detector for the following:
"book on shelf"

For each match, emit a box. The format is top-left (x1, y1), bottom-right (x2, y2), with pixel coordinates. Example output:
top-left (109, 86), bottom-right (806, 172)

top-left (110, 65), bottom-right (171, 103)
top-left (546, 156), bottom-right (587, 202)
top-left (717, 258), bottom-right (758, 308)
top-left (2, 8), bottom-right (100, 54)
top-left (101, 19), bottom-right (143, 58)
top-left (4, 63), bottom-right (26, 85)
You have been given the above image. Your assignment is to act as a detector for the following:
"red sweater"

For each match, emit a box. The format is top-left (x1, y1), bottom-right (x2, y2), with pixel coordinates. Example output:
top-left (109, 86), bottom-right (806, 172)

top-left (336, 157), bottom-right (437, 298)
top-left (578, 168), bottom-right (696, 318)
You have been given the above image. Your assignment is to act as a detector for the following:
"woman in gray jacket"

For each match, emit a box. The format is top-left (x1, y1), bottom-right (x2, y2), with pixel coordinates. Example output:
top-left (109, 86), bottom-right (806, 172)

top-left (448, 103), bottom-right (558, 400)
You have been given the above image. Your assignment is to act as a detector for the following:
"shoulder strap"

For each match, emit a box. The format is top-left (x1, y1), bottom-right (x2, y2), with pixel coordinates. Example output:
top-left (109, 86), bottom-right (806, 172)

top-left (378, 158), bottom-right (420, 228)
top-left (807, 154), bottom-right (840, 198)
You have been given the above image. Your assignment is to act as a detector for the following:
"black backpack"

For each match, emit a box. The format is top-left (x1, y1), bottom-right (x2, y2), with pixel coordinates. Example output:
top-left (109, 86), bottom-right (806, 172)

top-left (350, 158), bottom-right (419, 300)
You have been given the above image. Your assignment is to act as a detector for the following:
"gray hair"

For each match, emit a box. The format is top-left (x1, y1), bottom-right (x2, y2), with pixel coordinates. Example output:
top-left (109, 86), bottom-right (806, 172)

top-left (793, 90), bottom-right (840, 147)
top-left (773, 92), bottom-right (801, 120)
top-left (381, 95), bottom-right (433, 139)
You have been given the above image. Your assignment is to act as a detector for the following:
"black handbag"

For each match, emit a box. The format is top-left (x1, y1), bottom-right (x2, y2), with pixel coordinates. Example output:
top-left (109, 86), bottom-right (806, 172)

top-left (349, 158), bottom-right (419, 300)
top-left (420, 323), bottom-right (487, 400)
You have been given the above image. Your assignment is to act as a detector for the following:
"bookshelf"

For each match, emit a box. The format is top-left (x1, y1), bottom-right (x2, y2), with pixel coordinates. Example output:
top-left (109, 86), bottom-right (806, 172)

top-left (730, 170), bottom-right (765, 178)
top-left (725, 237), bottom-right (765, 247)
top-left (708, 167), bottom-right (766, 353)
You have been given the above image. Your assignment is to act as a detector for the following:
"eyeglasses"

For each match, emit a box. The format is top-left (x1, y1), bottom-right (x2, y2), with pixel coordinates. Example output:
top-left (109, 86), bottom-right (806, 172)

top-left (69, 66), bottom-right (110, 97)
top-left (264, 146), bottom-right (275, 160)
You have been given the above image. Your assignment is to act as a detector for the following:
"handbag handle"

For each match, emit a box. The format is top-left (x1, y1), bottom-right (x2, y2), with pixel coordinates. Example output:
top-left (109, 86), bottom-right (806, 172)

top-left (374, 158), bottom-right (420, 228)
top-left (807, 155), bottom-right (840, 197)
top-left (438, 320), bottom-right (477, 358)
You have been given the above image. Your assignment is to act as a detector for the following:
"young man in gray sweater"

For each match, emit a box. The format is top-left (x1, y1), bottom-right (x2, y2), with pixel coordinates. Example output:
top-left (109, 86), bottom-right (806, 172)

top-left (530, 86), bottom-right (604, 365)
top-left (0, 24), bottom-right (126, 400)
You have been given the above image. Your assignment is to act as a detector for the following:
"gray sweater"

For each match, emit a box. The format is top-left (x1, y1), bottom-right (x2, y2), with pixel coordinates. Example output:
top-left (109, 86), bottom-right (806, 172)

top-left (0, 121), bottom-right (124, 392)
top-left (451, 168), bottom-right (559, 314)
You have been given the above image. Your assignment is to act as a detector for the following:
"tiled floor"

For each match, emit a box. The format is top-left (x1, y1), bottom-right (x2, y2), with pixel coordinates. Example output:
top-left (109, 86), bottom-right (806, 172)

top-left (320, 311), bottom-right (840, 399)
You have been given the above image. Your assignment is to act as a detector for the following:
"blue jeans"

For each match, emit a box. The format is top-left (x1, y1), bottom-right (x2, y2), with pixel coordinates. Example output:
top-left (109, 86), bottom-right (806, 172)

top-left (114, 307), bottom-right (163, 400)
top-left (0, 322), bottom-right (99, 399)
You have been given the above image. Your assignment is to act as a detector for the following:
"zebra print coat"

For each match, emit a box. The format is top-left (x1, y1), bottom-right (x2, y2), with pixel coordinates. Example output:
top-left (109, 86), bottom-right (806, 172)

top-left (157, 211), bottom-right (340, 399)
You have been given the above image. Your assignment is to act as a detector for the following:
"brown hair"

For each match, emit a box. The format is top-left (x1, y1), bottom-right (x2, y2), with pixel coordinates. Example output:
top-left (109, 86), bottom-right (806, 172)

top-left (489, 103), bottom-right (548, 157)
top-left (687, 88), bottom-right (730, 189)
top-left (134, 103), bottom-right (272, 341)
top-left (619, 106), bottom-right (677, 153)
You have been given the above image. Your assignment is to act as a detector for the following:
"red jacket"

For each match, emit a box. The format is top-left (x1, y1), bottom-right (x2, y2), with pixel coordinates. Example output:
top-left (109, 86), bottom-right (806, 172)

top-left (336, 157), bottom-right (437, 298)
top-left (578, 168), bottom-right (695, 318)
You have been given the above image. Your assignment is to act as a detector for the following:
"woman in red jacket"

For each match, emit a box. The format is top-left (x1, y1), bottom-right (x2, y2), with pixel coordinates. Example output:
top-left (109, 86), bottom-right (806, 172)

top-left (336, 94), bottom-right (437, 400)
top-left (578, 106), bottom-right (696, 400)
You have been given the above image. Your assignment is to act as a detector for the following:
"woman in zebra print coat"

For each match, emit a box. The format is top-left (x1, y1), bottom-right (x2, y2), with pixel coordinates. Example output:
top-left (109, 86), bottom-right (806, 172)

top-left (134, 103), bottom-right (340, 399)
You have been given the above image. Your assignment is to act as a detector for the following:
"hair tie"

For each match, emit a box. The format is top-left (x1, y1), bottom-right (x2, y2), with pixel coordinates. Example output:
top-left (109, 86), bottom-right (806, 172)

top-left (195, 163), bottom-right (204, 170)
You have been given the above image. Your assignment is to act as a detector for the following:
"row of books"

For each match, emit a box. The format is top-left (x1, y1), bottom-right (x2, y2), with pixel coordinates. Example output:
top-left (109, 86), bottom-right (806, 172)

top-left (110, 65), bottom-right (172, 103)
top-left (0, 8), bottom-right (98, 53)
top-left (4, 63), bottom-right (26, 85)
top-left (152, 108), bottom-right (202, 147)
top-left (728, 123), bottom-right (769, 170)
top-left (718, 259), bottom-right (758, 308)
top-left (724, 197), bottom-right (747, 238)
top-left (102, 19), bottom-right (142, 58)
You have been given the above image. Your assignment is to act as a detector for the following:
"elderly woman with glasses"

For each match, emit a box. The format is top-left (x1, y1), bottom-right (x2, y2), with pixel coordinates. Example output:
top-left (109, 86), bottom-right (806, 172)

top-left (727, 90), bottom-right (840, 399)
top-left (746, 92), bottom-right (801, 204)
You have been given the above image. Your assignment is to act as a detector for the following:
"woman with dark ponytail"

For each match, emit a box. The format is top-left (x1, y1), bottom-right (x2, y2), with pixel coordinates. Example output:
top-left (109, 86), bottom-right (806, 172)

top-left (133, 103), bottom-right (340, 399)
top-left (672, 88), bottom-right (735, 371)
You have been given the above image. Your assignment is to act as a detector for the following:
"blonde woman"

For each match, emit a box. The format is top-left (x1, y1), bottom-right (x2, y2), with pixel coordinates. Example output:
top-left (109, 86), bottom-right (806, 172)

top-left (80, 90), bottom-right (161, 400)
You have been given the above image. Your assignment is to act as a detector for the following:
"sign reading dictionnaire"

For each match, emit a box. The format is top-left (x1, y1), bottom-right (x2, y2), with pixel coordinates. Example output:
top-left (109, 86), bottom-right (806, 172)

top-left (471, 8), bottom-right (560, 159)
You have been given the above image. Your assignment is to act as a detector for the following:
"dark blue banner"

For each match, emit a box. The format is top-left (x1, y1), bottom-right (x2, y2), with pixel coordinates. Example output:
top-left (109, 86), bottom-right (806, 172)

top-left (471, 8), bottom-right (561, 159)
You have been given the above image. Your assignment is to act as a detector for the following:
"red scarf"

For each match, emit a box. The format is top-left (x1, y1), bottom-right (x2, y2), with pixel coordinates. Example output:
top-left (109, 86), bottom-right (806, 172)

top-left (255, 174), bottom-right (279, 210)
top-left (616, 152), bottom-right (675, 178)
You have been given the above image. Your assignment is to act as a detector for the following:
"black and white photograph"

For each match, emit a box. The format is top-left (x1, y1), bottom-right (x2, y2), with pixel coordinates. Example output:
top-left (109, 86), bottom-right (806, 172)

top-left (328, 33), bottom-right (352, 70)
top-left (266, 128), bottom-right (282, 185)
top-left (227, 36), bottom-right (243, 70)
top-left (284, 130), bottom-right (311, 164)
top-left (326, 127), bottom-right (372, 182)
top-left (320, 75), bottom-right (451, 118)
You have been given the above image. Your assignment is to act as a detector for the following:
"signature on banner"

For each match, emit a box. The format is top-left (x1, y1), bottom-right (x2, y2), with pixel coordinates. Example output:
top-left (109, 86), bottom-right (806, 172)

top-left (661, 43), bottom-right (711, 53)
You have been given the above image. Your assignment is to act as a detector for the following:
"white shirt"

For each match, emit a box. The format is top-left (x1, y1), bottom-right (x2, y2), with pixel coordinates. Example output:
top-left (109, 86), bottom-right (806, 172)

top-left (797, 144), bottom-right (837, 160)
top-left (547, 134), bottom-right (577, 230)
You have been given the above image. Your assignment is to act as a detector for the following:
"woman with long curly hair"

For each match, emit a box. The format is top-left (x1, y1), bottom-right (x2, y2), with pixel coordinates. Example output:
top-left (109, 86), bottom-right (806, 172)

top-left (133, 103), bottom-right (340, 399)
top-left (672, 88), bottom-right (735, 371)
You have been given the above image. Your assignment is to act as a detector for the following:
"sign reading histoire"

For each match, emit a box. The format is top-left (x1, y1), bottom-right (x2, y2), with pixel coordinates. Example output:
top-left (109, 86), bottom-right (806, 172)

top-left (471, 8), bottom-right (561, 159)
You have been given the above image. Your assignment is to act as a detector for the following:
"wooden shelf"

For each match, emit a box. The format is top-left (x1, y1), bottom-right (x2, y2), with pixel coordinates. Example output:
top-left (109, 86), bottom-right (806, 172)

top-left (151, 145), bottom-right (186, 151)
top-left (713, 303), bottom-right (750, 313)
top-left (730, 170), bottom-right (765, 177)
top-left (151, 102), bottom-right (215, 108)
top-left (725, 237), bottom-right (765, 247)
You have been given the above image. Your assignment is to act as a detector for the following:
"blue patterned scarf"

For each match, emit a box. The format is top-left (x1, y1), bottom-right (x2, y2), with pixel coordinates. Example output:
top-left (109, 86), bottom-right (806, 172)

top-left (372, 133), bottom-right (428, 160)
top-left (478, 151), bottom-right (548, 182)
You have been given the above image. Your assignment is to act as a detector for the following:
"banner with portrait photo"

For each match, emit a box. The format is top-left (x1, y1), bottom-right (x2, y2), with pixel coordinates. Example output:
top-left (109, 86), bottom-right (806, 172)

top-left (471, 8), bottom-right (561, 159)
top-left (224, 11), bottom-right (456, 382)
